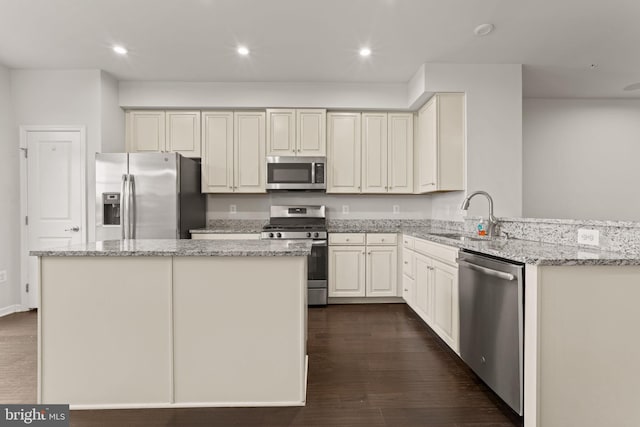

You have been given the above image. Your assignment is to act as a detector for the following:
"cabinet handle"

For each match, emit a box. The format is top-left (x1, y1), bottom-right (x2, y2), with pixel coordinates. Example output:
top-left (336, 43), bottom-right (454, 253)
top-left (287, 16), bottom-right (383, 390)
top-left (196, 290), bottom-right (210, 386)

top-left (361, 251), bottom-right (365, 255)
top-left (368, 252), bottom-right (371, 255)
top-left (346, 238), bottom-right (350, 242)
top-left (404, 261), bottom-right (408, 264)
top-left (404, 289), bottom-right (408, 292)
top-left (381, 238), bottom-right (385, 242)
top-left (426, 182), bottom-right (435, 185)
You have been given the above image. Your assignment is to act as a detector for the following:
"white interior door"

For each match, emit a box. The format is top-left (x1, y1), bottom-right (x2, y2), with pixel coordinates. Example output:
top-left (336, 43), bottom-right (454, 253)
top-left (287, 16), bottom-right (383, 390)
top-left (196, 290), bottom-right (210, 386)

top-left (23, 129), bottom-right (85, 308)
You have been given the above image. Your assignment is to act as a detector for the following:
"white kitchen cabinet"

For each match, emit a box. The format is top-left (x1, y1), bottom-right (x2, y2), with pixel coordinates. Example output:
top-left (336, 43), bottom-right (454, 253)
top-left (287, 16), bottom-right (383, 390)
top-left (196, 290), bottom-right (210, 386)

top-left (402, 234), bottom-right (460, 353)
top-left (297, 109), bottom-right (326, 156)
top-left (388, 113), bottom-right (414, 193)
top-left (361, 112), bottom-right (388, 193)
top-left (201, 111), bottom-right (266, 193)
top-left (127, 110), bottom-right (201, 157)
top-left (166, 111), bottom-right (201, 157)
top-left (266, 109), bottom-right (326, 157)
top-left (201, 111), bottom-right (234, 193)
top-left (126, 111), bottom-right (166, 153)
top-left (431, 258), bottom-right (458, 351)
top-left (415, 93), bottom-right (465, 193)
top-left (234, 112), bottom-right (266, 193)
top-left (329, 233), bottom-right (397, 298)
top-left (329, 246), bottom-right (366, 297)
top-left (366, 245), bottom-right (397, 297)
top-left (327, 112), bottom-right (361, 193)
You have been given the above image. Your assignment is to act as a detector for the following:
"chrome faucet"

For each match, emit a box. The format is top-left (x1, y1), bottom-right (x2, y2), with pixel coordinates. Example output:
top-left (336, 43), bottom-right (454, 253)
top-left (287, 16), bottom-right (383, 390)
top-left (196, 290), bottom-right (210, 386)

top-left (460, 191), bottom-right (499, 237)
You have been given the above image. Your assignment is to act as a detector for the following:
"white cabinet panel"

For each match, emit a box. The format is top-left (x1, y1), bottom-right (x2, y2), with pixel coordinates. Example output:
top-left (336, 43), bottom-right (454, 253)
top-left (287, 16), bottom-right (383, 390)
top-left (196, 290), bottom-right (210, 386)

top-left (432, 259), bottom-right (458, 351)
top-left (327, 113), bottom-right (361, 193)
top-left (329, 246), bottom-right (366, 297)
top-left (202, 112), bottom-right (234, 193)
top-left (234, 112), bottom-right (266, 193)
top-left (388, 113), bottom-right (414, 193)
top-left (361, 113), bottom-right (388, 193)
top-left (297, 109), bottom-right (326, 156)
top-left (127, 111), bottom-right (166, 153)
top-left (402, 274), bottom-right (416, 308)
top-left (366, 246), bottom-right (397, 297)
top-left (266, 109), bottom-right (296, 156)
top-left (166, 111), bottom-right (201, 157)
top-left (415, 253), bottom-right (434, 323)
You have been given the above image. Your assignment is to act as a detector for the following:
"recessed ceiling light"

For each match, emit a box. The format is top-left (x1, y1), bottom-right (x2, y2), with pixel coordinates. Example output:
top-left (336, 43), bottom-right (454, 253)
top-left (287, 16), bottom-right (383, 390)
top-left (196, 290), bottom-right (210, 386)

top-left (359, 48), bottom-right (372, 57)
top-left (623, 82), bottom-right (640, 91)
top-left (112, 45), bottom-right (128, 55)
top-left (237, 46), bottom-right (250, 56)
top-left (474, 24), bottom-right (495, 37)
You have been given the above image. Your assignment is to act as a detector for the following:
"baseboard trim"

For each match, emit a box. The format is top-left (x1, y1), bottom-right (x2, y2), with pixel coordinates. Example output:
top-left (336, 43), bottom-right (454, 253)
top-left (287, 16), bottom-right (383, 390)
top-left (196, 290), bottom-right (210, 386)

top-left (69, 400), bottom-right (306, 410)
top-left (328, 297), bottom-right (404, 304)
top-left (0, 304), bottom-right (28, 317)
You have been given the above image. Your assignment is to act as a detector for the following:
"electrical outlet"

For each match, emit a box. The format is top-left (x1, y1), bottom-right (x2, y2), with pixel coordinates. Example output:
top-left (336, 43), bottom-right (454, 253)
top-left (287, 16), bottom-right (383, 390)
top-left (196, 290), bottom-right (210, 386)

top-left (577, 229), bottom-right (599, 246)
top-left (0, 270), bottom-right (6, 284)
top-left (342, 205), bottom-right (349, 214)
top-left (393, 205), bottom-right (400, 214)
top-left (229, 205), bottom-right (237, 214)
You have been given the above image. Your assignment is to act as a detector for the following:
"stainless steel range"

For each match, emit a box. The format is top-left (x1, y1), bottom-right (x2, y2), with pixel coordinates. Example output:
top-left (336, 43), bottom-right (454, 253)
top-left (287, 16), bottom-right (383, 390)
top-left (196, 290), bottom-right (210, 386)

top-left (261, 205), bottom-right (328, 306)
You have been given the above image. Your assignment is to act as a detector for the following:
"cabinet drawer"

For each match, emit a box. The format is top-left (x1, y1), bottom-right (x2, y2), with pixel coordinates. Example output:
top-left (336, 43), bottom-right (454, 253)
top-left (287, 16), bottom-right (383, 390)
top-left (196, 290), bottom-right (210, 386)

top-left (366, 233), bottom-right (397, 245)
top-left (329, 233), bottom-right (365, 245)
top-left (402, 235), bottom-right (415, 249)
top-left (402, 249), bottom-right (415, 278)
top-left (414, 238), bottom-right (458, 266)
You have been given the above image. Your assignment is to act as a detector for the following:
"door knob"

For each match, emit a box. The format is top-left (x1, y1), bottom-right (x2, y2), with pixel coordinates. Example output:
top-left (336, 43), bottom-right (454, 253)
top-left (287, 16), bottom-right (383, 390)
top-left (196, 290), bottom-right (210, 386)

top-left (65, 226), bottom-right (80, 232)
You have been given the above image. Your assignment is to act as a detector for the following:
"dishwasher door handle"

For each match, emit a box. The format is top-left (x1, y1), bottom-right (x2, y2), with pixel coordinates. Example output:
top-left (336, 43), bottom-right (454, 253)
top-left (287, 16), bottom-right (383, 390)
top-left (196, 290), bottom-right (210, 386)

top-left (457, 259), bottom-right (516, 281)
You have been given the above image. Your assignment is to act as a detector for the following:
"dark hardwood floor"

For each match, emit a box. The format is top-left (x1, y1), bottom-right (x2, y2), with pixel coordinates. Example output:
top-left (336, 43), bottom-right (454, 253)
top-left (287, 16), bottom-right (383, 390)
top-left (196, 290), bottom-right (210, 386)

top-left (0, 304), bottom-right (522, 426)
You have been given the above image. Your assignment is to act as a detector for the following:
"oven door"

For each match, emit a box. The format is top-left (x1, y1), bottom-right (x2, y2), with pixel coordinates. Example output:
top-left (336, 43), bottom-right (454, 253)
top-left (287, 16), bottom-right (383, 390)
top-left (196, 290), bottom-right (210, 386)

top-left (308, 239), bottom-right (328, 306)
top-left (266, 156), bottom-right (326, 190)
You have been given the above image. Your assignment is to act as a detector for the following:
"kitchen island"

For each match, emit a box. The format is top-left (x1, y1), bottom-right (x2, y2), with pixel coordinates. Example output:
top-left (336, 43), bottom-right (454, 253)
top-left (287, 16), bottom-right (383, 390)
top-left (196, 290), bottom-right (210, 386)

top-left (31, 239), bottom-right (312, 409)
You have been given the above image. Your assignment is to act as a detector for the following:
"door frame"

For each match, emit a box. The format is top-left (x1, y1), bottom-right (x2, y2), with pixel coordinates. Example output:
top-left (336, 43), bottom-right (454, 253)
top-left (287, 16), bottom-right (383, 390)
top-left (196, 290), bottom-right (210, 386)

top-left (19, 125), bottom-right (87, 309)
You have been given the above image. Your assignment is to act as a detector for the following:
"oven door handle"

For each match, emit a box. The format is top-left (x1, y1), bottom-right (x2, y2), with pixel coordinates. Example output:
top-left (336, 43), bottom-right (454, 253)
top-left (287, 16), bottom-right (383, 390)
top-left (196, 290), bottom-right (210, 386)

top-left (311, 240), bottom-right (327, 246)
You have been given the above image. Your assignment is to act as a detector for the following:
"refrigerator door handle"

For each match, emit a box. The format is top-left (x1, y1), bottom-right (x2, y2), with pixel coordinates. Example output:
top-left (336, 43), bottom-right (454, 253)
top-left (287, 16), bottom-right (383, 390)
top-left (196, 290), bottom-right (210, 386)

top-left (129, 174), bottom-right (136, 239)
top-left (121, 174), bottom-right (128, 240)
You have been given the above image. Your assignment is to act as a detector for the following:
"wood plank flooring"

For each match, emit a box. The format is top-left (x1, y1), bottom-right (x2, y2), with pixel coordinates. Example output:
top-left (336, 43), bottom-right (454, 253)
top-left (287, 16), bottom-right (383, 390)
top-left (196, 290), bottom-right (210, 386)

top-left (0, 304), bottom-right (522, 426)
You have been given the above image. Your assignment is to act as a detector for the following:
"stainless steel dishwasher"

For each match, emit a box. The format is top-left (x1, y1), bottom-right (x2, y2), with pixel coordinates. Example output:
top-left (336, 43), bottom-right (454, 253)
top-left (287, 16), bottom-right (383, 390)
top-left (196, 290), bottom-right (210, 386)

top-left (457, 250), bottom-right (524, 416)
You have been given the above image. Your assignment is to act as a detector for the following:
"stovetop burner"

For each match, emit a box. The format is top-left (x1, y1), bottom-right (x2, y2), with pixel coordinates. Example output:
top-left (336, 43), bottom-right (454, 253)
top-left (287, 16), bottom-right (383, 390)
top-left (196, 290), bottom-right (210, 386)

top-left (261, 205), bottom-right (327, 240)
top-left (262, 224), bottom-right (326, 231)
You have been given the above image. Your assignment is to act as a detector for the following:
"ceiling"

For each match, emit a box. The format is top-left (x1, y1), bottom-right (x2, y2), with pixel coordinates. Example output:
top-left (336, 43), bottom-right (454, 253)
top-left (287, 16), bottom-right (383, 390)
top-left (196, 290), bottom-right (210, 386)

top-left (0, 0), bottom-right (639, 98)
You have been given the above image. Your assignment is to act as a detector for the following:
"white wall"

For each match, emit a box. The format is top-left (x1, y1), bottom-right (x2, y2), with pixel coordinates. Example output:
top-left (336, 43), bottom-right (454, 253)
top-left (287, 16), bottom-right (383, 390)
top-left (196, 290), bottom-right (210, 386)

top-left (100, 71), bottom-right (125, 153)
top-left (523, 98), bottom-right (640, 221)
top-left (0, 63), bottom-right (21, 313)
top-left (417, 64), bottom-right (523, 220)
top-left (10, 69), bottom-right (122, 243)
top-left (207, 194), bottom-right (432, 220)
top-left (119, 81), bottom-right (408, 110)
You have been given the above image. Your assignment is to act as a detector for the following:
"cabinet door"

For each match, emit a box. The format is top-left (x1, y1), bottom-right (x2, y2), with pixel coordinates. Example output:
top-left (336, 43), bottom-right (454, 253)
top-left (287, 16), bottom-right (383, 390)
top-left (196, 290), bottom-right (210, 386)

top-left (414, 253), bottom-right (434, 323)
top-left (366, 245), bottom-right (397, 297)
top-left (402, 274), bottom-right (416, 308)
top-left (202, 112), bottom-right (234, 193)
top-left (388, 113), bottom-right (414, 193)
top-left (432, 259), bottom-right (459, 351)
top-left (417, 98), bottom-right (437, 193)
top-left (361, 113), bottom-right (388, 193)
top-left (437, 93), bottom-right (465, 191)
top-left (166, 111), bottom-right (201, 157)
top-left (234, 112), bottom-right (266, 193)
top-left (329, 246), bottom-right (365, 297)
top-left (127, 111), bottom-right (166, 153)
top-left (327, 113), bottom-right (361, 193)
top-left (266, 109), bottom-right (296, 156)
top-left (297, 109), bottom-right (326, 156)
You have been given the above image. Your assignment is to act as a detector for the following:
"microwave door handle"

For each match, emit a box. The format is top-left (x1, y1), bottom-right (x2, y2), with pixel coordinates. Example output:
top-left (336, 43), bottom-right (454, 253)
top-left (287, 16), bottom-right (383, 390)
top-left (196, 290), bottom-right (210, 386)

top-left (121, 174), bottom-right (128, 240)
top-left (311, 162), bottom-right (316, 184)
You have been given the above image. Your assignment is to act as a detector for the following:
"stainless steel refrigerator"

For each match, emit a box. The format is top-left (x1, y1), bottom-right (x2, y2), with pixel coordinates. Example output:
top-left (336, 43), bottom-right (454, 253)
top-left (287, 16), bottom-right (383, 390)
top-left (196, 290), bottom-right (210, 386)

top-left (96, 152), bottom-right (206, 241)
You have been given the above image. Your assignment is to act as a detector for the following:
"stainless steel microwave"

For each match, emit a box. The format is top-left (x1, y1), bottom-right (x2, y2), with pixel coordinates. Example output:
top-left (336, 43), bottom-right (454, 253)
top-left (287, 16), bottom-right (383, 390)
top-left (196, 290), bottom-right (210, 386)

top-left (266, 156), bottom-right (326, 191)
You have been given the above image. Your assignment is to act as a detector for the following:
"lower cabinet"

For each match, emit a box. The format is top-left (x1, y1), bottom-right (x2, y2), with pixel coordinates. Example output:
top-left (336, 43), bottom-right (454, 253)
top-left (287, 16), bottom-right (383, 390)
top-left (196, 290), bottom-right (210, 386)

top-left (402, 235), bottom-right (459, 353)
top-left (328, 233), bottom-right (398, 298)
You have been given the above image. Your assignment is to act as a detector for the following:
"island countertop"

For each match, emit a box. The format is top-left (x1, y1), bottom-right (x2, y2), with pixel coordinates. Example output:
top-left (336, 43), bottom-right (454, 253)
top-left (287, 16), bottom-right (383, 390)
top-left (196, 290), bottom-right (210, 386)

top-left (30, 239), bottom-right (312, 257)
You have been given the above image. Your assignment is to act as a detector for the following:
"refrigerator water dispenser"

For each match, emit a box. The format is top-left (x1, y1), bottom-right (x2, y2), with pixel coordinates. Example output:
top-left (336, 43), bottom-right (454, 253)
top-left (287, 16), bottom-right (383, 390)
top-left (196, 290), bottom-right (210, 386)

top-left (102, 193), bottom-right (121, 225)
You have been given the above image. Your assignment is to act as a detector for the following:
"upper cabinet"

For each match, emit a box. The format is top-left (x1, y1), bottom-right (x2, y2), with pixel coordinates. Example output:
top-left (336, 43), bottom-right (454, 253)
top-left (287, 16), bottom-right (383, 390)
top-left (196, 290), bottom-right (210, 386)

top-left (415, 93), bottom-right (465, 193)
top-left (327, 112), bottom-right (361, 193)
top-left (126, 110), bottom-right (201, 158)
top-left (361, 112), bottom-right (414, 194)
top-left (266, 109), bottom-right (326, 157)
top-left (201, 111), bottom-right (266, 194)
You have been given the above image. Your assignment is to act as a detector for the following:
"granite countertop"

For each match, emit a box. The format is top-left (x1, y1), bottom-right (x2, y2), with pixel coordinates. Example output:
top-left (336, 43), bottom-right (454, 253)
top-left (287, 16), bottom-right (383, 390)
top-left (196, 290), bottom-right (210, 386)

top-left (30, 239), bottom-right (312, 257)
top-left (402, 228), bottom-right (640, 266)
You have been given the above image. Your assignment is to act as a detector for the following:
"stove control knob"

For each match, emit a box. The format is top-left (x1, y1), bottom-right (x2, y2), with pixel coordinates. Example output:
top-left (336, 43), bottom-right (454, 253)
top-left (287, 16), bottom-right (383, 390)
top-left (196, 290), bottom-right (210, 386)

top-left (314, 232), bottom-right (319, 238)
top-left (268, 233), bottom-right (274, 238)
top-left (307, 232), bottom-right (312, 238)
top-left (276, 232), bottom-right (282, 238)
